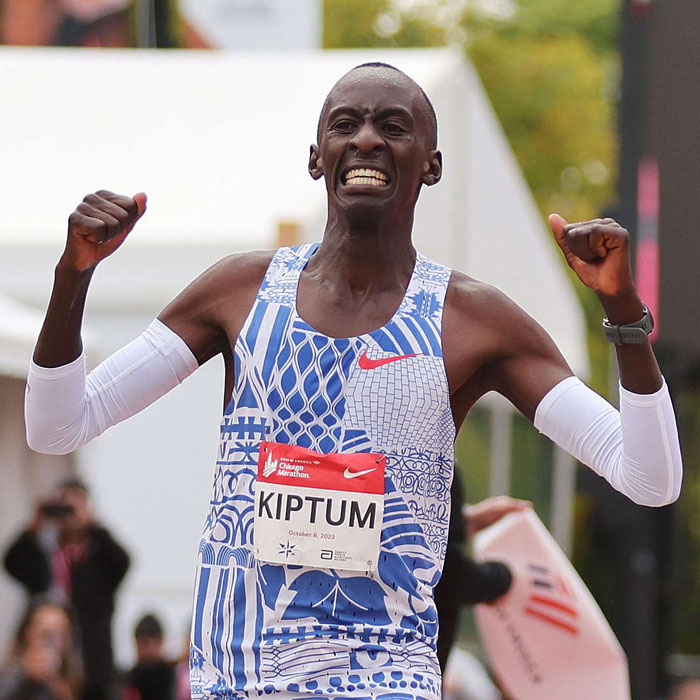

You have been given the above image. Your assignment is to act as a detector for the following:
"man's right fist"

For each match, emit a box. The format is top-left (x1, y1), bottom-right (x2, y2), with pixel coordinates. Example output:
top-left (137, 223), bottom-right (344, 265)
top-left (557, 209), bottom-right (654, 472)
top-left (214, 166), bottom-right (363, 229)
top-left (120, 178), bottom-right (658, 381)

top-left (63, 190), bottom-right (147, 271)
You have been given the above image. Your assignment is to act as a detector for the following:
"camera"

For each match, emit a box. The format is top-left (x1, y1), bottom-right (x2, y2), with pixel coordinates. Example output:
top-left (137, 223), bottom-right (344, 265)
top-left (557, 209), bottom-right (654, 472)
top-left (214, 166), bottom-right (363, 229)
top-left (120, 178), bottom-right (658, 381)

top-left (40, 502), bottom-right (74, 518)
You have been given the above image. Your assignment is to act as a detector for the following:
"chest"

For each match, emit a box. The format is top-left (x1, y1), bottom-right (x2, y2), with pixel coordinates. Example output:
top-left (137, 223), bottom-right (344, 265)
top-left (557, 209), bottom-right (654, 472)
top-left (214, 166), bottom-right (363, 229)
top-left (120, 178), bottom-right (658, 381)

top-left (295, 273), bottom-right (408, 340)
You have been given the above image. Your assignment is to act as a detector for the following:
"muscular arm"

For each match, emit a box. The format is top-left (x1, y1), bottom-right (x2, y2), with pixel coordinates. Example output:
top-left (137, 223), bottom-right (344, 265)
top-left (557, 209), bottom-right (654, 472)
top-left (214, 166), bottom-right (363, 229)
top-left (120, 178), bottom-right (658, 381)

top-left (158, 250), bottom-right (273, 404)
top-left (445, 215), bottom-right (681, 507)
top-left (33, 191), bottom-right (147, 368)
top-left (26, 190), bottom-right (271, 454)
top-left (33, 190), bottom-right (226, 370)
top-left (444, 275), bottom-right (573, 426)
top-left (26, 253), bottom-right (271, 454)
top-left (447, 216), bottom-right (663, 417)
top-left (550, 213), bottom-right (662, 395)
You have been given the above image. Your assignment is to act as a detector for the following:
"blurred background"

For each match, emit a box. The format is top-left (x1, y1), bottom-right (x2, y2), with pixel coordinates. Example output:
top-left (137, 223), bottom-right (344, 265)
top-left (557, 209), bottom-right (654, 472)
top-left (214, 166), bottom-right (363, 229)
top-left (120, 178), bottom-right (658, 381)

top-left (0, 1), bottom-right (698, 699)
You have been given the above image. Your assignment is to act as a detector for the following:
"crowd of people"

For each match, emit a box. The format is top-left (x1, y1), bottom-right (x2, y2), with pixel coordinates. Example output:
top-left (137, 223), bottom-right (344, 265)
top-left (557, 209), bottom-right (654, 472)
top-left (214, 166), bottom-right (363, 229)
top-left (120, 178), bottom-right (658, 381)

top-left (0, 600), bottom-right (190, 700)
top-left (0, 477), bottom-right (189, 700)
top-left (0, 473), bottom-right (527, 700)
top-left (3, 475), bottom-right (698, 700)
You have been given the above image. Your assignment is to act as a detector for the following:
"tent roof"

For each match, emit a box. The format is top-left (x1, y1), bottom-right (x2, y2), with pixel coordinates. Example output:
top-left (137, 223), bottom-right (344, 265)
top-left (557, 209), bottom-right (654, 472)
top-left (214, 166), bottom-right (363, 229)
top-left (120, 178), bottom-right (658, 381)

top-left (1, 47), bottom-right (460, 248)
top-left (0, 47), bottom-right (588, 377)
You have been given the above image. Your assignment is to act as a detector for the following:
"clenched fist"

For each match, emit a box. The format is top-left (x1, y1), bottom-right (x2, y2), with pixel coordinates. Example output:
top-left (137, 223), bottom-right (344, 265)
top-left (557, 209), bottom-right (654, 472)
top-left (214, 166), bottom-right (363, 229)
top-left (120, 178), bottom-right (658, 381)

top-left (549, 214), bottom-right (637, 300)
top-left (63, 190), bottom-right (147, 271)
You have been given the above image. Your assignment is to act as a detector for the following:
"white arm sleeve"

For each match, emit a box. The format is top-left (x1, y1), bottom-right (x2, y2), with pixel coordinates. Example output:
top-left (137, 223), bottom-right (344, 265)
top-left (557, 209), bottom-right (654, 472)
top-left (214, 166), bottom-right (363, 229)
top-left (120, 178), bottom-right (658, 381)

top-left (25, 319), bottom-right (198, 455)
top-left (534, 376), bottom-right (682, 507)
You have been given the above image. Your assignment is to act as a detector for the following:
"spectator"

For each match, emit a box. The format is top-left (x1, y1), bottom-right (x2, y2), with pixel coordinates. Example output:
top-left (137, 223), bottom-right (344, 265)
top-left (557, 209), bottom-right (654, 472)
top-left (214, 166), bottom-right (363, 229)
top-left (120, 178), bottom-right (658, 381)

top-left (435, 469), bottom-right (531, 700)
top-left (122, 614), bottom-right (176, 700)
top-left (0, 597), bottom-right (81, 700)
top-left (435, 469), bottom-right (530, 670)
top-left (3, 477), bottom-right (130, 700)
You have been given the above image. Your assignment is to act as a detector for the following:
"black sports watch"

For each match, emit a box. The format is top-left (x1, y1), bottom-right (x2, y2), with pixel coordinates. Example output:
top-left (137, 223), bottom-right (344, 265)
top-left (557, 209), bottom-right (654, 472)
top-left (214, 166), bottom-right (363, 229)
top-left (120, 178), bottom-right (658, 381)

top-left (603, 305), bottom-right (654, 344)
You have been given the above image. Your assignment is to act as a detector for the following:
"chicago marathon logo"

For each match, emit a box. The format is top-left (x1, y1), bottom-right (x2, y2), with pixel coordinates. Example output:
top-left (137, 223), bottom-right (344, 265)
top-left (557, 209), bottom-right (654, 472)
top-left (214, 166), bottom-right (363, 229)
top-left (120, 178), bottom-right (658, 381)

top-left (262, 452), bottom-right (278, 478)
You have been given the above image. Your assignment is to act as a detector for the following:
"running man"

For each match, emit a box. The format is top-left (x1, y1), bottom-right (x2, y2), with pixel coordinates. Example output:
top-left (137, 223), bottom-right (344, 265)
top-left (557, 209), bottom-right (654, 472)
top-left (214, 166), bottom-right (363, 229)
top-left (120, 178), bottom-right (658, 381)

top-left (25, 63), bottom-right (682, 699)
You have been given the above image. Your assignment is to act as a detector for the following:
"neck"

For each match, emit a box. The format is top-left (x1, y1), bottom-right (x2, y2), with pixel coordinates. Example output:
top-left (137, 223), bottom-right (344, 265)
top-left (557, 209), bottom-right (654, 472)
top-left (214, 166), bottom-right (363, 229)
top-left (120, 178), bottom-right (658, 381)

top-left (310, 209), bottom-right (416, 294)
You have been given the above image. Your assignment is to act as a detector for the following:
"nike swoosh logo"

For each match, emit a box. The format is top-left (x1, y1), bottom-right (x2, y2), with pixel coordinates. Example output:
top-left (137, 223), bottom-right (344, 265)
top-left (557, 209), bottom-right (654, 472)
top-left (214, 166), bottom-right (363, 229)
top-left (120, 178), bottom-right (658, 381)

top-left (343, 467), bottom-right (377, 479)
top-left (358, 350), bottom-right (419, 370)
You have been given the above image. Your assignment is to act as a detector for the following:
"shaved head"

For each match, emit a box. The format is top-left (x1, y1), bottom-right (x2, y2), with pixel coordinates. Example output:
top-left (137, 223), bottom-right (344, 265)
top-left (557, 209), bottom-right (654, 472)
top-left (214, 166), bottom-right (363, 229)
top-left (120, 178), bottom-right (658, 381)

top-left (316, 62), bottom-right (438, 149)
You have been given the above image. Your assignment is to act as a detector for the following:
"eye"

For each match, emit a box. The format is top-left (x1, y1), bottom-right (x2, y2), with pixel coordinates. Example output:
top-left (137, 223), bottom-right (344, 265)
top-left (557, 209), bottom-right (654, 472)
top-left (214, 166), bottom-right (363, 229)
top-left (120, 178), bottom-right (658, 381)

top-left (330, 120), bottom-right (356, 133)
top-left (383, 122), bottom-right (406, 135)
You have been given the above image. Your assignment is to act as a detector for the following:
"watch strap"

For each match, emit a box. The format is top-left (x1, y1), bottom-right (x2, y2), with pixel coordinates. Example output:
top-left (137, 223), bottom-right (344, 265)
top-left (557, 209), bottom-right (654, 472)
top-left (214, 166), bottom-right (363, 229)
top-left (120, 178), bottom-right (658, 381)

top-left (603, 305), bottom-right (654, 344)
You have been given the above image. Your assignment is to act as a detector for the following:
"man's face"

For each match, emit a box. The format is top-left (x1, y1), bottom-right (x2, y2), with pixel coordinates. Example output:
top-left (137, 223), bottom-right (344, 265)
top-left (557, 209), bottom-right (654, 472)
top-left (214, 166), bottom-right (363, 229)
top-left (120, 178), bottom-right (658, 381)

top-left (136, 635), bottom-right (164, 664)
top-left (310, 69), bottom-right (440, 224)
top-left (57, 486), bottom-right (90, 536)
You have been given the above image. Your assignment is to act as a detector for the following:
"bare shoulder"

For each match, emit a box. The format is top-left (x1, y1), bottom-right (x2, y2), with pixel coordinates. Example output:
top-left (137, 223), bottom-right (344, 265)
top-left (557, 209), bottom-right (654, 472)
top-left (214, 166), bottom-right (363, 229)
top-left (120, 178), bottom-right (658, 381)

top-left (193, 249), bottom-right (276, 291)
top-left (158, 249), bottom-right (276, 364)
top-left (164, 249), bottom-right (274, 312)
top-left (444, 269), bottom-right (538, 338)
top-left (443, 270), bottom-right (573, 422)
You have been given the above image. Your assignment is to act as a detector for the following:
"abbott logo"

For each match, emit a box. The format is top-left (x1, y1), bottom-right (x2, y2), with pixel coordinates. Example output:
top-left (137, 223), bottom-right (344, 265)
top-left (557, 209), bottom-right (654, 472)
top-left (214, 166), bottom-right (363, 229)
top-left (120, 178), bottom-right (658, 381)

top-left (523, 563), bottom-right (580, 636)
top-left (263, 453), bottom-right (279, 478)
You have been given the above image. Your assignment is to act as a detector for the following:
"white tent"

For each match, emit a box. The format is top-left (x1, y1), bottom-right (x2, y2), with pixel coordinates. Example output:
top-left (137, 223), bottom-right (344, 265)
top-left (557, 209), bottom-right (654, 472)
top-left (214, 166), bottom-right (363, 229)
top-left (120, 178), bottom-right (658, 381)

top-left (0, 47), bottom-right (588, 663)
top-left (0, 46), bottom-right (587, 375)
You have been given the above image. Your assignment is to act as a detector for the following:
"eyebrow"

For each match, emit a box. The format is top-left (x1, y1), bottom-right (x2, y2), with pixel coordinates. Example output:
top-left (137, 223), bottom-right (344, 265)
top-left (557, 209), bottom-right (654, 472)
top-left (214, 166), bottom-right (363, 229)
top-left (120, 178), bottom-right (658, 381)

top-left (326, 105), bottom-right (416, 126)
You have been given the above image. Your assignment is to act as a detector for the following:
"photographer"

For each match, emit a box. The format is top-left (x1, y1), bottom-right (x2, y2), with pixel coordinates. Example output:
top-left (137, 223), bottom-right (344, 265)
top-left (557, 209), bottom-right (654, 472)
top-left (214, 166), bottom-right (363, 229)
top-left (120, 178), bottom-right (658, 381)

top-left (3, 478), bottom-right (130, 700)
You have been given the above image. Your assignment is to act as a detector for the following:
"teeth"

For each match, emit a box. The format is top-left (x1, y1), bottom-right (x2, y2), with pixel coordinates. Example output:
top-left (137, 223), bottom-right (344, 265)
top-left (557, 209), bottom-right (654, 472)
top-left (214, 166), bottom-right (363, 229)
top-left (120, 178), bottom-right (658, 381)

top-left (346, 176), bottom-right (387, 186)
top-left (344, 168), bottom-right (388, 185)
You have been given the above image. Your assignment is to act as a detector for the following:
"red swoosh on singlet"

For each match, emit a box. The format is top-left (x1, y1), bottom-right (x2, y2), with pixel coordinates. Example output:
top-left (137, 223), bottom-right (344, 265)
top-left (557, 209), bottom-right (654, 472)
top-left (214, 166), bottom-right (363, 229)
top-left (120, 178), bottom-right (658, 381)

top-left (358, 350), bottom-right (420, 370)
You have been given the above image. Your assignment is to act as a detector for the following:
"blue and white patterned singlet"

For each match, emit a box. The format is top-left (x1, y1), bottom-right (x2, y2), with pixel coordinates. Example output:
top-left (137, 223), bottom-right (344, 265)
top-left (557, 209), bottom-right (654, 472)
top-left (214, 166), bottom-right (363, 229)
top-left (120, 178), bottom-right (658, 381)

top-left (190, 245), bottom-right (455, 699)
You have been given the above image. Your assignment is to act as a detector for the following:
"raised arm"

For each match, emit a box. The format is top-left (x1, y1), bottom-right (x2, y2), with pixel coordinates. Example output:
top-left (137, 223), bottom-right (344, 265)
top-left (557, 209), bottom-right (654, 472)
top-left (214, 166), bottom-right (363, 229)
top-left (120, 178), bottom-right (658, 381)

top-left (34, 191), bottom-right (148, 367)
top-left (26, 191), bottom-right (273, 455)
top-left (450, 215), bottom-right (681, 507)
top-left (548, 213), bottom-right (661, 394)
top-left (472, 215), bottom-right (663, 413)
top-left (532, 215), bottom-right (680, 505)
top-left (26, 191), bottom-right (202, 454)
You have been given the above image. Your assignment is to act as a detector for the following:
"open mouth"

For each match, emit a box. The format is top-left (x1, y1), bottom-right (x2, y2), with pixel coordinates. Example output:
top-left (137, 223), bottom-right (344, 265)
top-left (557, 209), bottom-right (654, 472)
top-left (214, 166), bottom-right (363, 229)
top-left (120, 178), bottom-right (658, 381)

top-left (342, 167), bottom-right (390, 187)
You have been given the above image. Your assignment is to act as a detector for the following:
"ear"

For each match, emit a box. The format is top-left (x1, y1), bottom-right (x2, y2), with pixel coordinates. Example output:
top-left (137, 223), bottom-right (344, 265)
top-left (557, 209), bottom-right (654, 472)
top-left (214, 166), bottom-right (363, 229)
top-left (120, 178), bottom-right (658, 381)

top-left (422, 150), bottom-right (442, 186)
top-left (308, 144), bottom-right (324, 180)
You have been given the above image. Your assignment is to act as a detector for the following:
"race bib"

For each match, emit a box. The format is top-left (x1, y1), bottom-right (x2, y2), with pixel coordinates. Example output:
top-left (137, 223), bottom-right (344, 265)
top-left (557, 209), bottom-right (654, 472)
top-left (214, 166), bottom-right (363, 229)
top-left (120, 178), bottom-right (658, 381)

top-left (254, 442), bottom-right (385, 572)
